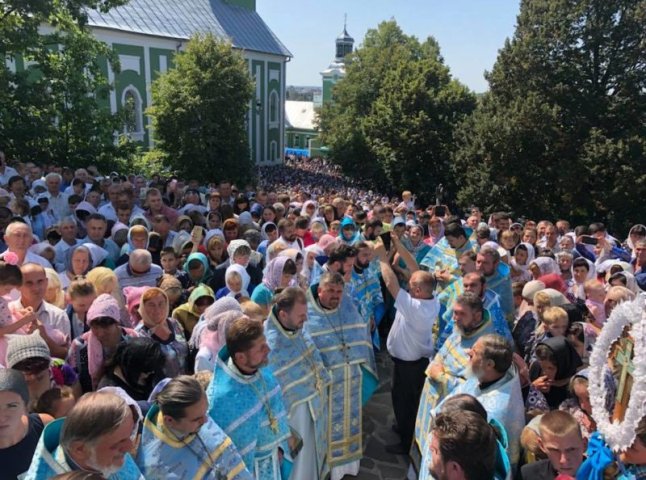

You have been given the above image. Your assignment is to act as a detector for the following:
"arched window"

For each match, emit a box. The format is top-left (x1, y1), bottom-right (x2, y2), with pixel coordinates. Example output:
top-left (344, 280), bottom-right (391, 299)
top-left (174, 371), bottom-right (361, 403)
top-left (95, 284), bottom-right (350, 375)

top-left (121, 86), bottom-right (143, 140)
top-left (268, 90), bottom-right (279, 127)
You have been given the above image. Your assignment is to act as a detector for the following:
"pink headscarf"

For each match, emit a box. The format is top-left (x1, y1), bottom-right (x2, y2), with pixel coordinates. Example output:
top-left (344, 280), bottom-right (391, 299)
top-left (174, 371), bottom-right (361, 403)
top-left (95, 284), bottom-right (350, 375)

top-left (262, 256), bottom-right (290, 291)
top-left (123, 286), bottom-right (149, 326)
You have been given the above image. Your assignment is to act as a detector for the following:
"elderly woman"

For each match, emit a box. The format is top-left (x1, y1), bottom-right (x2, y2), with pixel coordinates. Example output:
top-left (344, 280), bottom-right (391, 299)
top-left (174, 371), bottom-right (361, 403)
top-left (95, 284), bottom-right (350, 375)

top-left (135, 287), bottom-right (188, 378)
top-left (67, 294), bottom-right (138, 392)
top-left (0, 369), bottom-right (51, 479)
top-left (58, 245), bottom-right (91, 290)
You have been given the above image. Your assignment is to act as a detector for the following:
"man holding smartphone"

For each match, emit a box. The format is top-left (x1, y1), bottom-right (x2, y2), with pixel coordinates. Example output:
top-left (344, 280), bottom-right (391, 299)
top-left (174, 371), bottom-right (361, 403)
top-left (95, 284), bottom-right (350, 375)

top-left (375, 235), bottom-right (439, 455)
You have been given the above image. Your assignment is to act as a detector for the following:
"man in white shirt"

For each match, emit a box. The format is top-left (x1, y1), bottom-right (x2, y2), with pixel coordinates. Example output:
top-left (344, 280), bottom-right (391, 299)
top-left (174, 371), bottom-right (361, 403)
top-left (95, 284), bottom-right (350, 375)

top-left (275, 218), bottom-right (303, 251)
top-left (0, 150), bottom-right (19, 186)
top-left (44, 172), bottom-right (70, 221)
top-left (0, 221), bottom-right (51, 268)
top-left (97, 182), bottom-right (120, 222)
top-left (376, 234), bottom-right (439, 455)
top-left (8, 263), bottom-right (70, 358)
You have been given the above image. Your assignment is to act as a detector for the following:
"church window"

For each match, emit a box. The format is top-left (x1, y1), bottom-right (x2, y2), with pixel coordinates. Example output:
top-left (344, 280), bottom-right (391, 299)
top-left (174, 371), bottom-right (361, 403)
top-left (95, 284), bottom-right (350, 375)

top-left (269, 90), bottom-right (279, 127)
top-left (122, 86), bottom-right (144, 140)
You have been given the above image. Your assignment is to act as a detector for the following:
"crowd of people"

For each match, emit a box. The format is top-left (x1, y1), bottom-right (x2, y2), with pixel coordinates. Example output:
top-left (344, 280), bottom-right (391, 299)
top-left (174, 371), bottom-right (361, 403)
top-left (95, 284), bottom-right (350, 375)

top-left (0, 147), bottom-right (645, 480)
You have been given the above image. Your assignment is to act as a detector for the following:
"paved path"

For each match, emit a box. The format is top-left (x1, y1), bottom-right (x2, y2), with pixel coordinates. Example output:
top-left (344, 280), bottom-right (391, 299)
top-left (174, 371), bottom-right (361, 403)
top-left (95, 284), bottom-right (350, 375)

top-left (356, 351), bottom-right (411, 480)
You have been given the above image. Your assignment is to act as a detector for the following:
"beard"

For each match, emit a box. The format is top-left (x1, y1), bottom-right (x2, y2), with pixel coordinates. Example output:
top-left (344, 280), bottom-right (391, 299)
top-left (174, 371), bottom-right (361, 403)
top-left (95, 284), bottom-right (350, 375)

top-left (87, 448), bottom-right (123, 478)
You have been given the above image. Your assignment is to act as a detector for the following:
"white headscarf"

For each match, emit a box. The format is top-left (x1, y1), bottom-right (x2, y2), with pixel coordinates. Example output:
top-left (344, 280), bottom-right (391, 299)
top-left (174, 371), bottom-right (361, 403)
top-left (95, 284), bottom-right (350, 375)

top-left (225, 264), bottom-right (250, 297)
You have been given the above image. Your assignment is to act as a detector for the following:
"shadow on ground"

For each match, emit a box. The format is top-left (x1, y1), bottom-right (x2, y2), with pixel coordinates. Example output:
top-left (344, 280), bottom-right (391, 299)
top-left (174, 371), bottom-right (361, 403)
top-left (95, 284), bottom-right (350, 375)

top-left (356, 351), bottom-right (411, 480)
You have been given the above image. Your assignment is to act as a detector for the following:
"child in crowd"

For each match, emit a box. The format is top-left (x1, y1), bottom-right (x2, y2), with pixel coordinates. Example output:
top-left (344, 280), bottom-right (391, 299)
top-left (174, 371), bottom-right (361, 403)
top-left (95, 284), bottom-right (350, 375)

top-left (218, 265), bottom-right (250, 300)
top-left (584, 279), bottom-right (606, 327)
top-left (542, 307), bottom-right (569, 339)
top-left (160, 247), bottom-right (192, 290)
top-left (35, 386), bottom-right (76, 418)
top-left (65, 279), bottom-right (97, 340)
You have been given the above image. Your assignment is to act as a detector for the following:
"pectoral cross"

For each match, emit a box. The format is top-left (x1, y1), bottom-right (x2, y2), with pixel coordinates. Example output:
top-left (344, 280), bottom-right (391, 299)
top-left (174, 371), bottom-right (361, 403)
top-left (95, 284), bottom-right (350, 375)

top-left (268, 412), bottom-right (279, 434)
top-left (613, 336), bottom-right (635, 421)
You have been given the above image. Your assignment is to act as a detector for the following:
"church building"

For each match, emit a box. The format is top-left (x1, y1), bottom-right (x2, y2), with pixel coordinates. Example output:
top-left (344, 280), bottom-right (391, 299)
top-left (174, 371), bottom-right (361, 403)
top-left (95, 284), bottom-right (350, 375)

top-left (285, 22), bottom-right (354, 157)
top-left (8, 0), bottom-right (291, 165)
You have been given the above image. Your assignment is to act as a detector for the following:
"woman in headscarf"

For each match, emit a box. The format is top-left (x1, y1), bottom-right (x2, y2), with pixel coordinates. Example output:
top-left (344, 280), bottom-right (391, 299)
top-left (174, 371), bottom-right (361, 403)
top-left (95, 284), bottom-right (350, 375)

top-left (309, 217), bottom-right (328, 244)
top-left (526, 336), bottom-right (583, 412)
top-left (567, 257), bottom-right (596, 301)
top-left (67, 294), bottom-right (139, 393)
top-left (302, 200), bottom-right (318, 219)
top-left (278, 248), bottom-right (307, 288)
top-left (510, 242), bottom-right (535, 283)
top-left (59, 244), bottom-right (92, 290)
top-left (338, 217), bottom-right (361, 245)
top-left (123, 286), bottom-right (148, 328)
top-left (302, 244), bottom-right (324, 286)
top-left (194, 310), bottom-right (243, 373)
top-left (529, 256), bottom-right (560, 279)
top-left (183, 252), bottom-right (213, 286)
top-left (425, 216), bottom-right (445, 247)
top-left (401, 224), bottom-right (430, 264)
top-left (135, 287), bottom-right (188, 378)
top-left (251, 257), bottom-right (297, 315)
top-left (171, 284), bottom-right (215, 340)
top-left (188, 297), bottom-right (241, 353)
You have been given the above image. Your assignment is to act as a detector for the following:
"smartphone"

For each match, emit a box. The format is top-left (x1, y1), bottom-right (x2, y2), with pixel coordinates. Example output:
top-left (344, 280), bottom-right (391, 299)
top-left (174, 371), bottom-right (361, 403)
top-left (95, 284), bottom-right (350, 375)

top-left (380, 231), bottom-right (392, 251)
top-left (434, 205), bottom-right (446, 217)
top-left (581, 235), bottom-right (598, 246)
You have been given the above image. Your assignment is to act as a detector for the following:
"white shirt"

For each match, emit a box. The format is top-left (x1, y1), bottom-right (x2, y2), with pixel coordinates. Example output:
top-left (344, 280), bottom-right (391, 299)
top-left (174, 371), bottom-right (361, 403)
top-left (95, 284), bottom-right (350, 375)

top-left (386, 289), bottom-right (439, 361)
top-left (45, 191), bottom-right (70, 221)
top-left (9, 299), bottom-right (70, 342)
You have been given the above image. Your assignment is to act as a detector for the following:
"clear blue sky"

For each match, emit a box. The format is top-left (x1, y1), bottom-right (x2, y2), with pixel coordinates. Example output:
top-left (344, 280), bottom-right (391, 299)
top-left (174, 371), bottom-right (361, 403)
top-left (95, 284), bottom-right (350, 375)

top-left (257, 0), bottom-right (520, 93)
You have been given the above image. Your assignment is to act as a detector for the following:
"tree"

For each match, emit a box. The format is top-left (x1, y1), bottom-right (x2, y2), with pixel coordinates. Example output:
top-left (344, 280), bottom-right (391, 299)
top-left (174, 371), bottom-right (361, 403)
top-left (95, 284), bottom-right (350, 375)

top-left (0, 0), bottom-right (129, 168)
top-left (453, 0), bottom-right (646, 233)
top-left (318, 20), bottom-right (476, 200)
top-left (148, 34), bottom-right (254, 185)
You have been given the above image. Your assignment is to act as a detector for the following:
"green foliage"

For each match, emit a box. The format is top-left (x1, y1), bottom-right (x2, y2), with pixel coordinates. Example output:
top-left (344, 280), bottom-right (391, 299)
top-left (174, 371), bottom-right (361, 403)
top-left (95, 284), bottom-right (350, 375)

top-left (453, 0), bottom-right (646, 232)
top-left (0, 0), bottom-right (129, 168)
top-left (319, 20), bottom-right (476, 200)
top-left (148, 34), bottom-right (254, 185)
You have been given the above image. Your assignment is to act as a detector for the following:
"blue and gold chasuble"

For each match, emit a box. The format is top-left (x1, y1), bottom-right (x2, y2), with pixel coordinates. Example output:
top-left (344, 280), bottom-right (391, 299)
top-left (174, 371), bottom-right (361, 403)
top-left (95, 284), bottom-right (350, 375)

top-left (136, 404), bottom-right (252, 480)
top-left (484, 262), bottom-right (514, 324)
top-left (303, 285), bottom-right (378, 469)
top-left (265, 310), bottom-right (333, 479)
top-left (420, 237), bottom-right (477, 289)
top-left (436, 284), bottom-right (512, 350)
top-left (413, 317), bottom-right (496, 459)
top-left (207, 347), bottom-right (291, 480)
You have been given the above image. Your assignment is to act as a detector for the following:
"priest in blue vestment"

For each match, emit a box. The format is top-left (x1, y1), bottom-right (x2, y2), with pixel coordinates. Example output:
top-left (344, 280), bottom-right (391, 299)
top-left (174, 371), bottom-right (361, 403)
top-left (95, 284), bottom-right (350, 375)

top-left (303, 271), bottom-right (378, 480)
top-left (476, 247), bottom-right (514, 324)
top-left (137, 375), bottom-right (252, 480)
top-left (411, 293), bottom-right (497, 478)
top-left (207, 315), bottom-right (291, 480)
top-left (420, 223), bottom-right (476, 290)
top-left (265, 287), bottom-right (333, 480)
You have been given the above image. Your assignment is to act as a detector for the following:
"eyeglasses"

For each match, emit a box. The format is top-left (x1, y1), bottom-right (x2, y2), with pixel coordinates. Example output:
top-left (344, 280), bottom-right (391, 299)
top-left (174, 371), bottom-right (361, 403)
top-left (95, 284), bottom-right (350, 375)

top-left (195, 298), bottom-right (214, 307)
